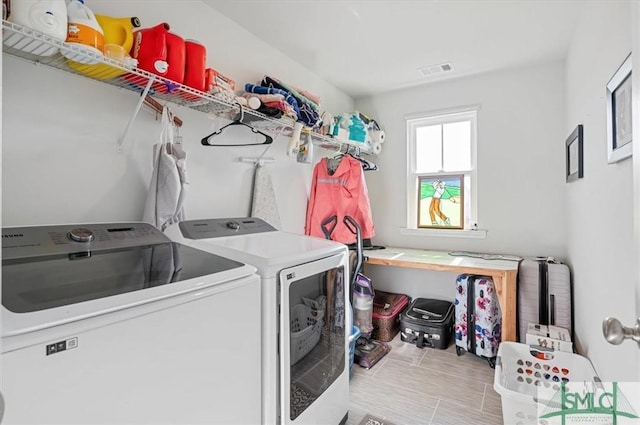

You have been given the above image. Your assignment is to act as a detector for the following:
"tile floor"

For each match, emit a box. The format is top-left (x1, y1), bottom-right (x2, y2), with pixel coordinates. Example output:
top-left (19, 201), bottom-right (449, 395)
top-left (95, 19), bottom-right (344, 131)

top-left (346, 335), bottom-right (504, 425)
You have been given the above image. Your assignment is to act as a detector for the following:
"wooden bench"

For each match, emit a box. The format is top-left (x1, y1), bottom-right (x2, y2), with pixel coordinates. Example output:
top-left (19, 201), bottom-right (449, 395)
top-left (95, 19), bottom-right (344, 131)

top-left (364, 247), bottom-right (519, 342)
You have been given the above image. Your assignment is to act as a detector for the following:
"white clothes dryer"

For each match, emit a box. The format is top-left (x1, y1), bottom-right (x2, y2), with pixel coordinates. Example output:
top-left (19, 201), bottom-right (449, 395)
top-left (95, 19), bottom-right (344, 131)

top-left (2, 222), bottom-right (262, 424)
top-left (166, 218), bottom-right (350, 425)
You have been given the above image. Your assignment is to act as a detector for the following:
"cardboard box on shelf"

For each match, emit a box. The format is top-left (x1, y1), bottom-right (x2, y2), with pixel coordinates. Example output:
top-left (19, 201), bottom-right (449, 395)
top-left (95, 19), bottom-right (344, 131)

top-left (205, 68), bottom-right (235, 92)
top-left (525, 323), bottom-right (573, 352)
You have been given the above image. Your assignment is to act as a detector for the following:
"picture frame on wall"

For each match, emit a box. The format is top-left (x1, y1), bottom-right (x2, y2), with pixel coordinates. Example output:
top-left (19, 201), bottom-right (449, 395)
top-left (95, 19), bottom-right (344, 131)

top-left (606, 53), bottom-right (633, 164)
top-left (566, 124), bottom-right (584, 183)
top-left (417, 174), bottom-right (464, 229)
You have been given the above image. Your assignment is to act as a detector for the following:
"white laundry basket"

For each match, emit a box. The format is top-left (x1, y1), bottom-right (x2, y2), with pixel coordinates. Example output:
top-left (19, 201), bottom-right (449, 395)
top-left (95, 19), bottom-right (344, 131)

top-left (493, 342), bottom-right (598, 425)
top-left (290, 303), bottom-right (323, 365)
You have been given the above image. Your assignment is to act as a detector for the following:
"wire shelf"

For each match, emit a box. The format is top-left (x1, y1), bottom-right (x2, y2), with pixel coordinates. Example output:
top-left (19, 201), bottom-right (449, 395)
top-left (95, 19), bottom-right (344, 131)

top-left (2, 20), bottom-right (375, 155)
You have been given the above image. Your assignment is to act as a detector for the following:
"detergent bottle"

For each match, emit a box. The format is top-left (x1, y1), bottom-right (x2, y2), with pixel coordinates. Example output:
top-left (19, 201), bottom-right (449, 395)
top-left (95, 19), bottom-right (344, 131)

top-left (287, 122), bottom-right (303, 157)
top-left (183, 39), bottom-right (206, 92)
top-left (162, 30), bottom-right (186, 90)
top-left (131, 23), bottom-right (170, 76)
top-left (95, 15), bottom-right (140, 52)
top-left (296, 128), bottom-right (314, 164)
top-left (5, 0), bottom-right (67, 56)
top-left (62, 0), bottom-right (104, 64)
top-left (130, 22), bottom-right (185, 93)
top-left (68, 14), bottom-right (140, 79)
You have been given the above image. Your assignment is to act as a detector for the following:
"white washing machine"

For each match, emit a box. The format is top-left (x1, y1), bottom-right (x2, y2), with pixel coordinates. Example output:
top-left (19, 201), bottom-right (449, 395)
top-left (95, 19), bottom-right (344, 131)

top-left (1, 222), bottom-right (262, 424)
top-left (166, 218), bottom-right (350, 425)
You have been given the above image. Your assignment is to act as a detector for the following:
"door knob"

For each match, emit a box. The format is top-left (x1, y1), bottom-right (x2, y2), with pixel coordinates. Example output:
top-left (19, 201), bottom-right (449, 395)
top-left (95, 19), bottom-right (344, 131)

top-left (602, 317), bottom-right (640, 346)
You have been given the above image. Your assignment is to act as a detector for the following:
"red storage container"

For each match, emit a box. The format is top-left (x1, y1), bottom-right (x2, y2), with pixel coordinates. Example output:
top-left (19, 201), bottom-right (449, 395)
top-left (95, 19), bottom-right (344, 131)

top-left (184, 40), bottom-right (206, 91)
top-left (162, 31), bottom-right (185, 85)
top-left (130, 23), bottom-right (169, 76)
top-left (128, 22), bottom-right (185, 93)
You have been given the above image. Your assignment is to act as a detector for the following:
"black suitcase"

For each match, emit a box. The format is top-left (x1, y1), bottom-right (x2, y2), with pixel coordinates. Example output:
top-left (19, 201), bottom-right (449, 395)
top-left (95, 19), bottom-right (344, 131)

top-left (400, 298), bottom-right (454, 349)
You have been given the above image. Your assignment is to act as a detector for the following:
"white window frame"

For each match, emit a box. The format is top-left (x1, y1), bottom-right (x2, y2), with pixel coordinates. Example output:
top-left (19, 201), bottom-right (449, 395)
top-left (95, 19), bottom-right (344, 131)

top-left (404, 106), bottom-right (485, 239)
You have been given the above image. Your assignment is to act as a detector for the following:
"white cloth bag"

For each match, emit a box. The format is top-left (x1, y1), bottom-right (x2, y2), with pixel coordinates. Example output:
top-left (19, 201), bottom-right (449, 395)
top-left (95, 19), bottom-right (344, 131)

top-left (143, 107), bottom-right (188, 231)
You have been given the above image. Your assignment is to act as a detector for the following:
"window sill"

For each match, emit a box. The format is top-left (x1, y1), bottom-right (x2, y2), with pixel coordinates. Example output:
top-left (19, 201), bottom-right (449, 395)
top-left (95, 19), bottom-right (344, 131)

top-left (400, 227), bottom-right (487, 239)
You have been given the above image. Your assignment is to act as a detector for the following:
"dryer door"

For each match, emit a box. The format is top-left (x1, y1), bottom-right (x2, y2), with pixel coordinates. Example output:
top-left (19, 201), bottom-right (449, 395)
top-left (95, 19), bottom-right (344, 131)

top-left (279, 252), bottom-right (350, 425)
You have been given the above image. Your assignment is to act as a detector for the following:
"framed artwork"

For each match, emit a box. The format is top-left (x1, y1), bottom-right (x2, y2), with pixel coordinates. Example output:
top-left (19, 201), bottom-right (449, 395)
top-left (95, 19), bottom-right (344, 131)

top-left (606, 53), bottom-right (633, 164)
top-left (566, 124), bottom-right (584, 183)
top-left (417, 174), bottom-right (464, 229)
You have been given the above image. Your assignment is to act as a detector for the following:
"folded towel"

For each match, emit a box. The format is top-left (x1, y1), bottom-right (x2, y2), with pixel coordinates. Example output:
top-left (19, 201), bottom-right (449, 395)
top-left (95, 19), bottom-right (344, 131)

top-left (261, 76), bottom-right (321, 128)
top-left (245, 83), bottom-right (300, 116)
top-left (241, 92), bottom-right (285, 104)
top-left (293, 86), bottom-right (322, 106)
top-left (264, 100), bottom-right (298, 120)
top-left (262, 75), bottom-right (320, 111)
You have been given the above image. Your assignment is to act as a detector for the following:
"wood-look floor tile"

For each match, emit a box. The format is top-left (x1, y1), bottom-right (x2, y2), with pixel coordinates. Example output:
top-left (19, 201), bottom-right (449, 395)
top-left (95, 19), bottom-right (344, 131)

top-left (372, 357), bottom-right (486, 410)
top-left (419, 343), bottom-right (496, 384)
top-left (430, 399), bottom-right (503, 425)
top-left (349, 372), bottom-right (437, 425)
top-left (348, 334), bottom-right (506, 424)
top-left (383, 335), bottom-right (429, 366)
top-left (481, 384), bottom-right (504, 418)
top-left (351, 354), bottom-right (392, 379)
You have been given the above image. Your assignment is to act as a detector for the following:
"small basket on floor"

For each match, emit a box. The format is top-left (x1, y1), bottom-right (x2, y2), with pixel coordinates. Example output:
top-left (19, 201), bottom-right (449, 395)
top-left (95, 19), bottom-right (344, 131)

top-left (348, 325), bottom-right (361, 377)
top-left (494, 342), bottom-right (598, 425)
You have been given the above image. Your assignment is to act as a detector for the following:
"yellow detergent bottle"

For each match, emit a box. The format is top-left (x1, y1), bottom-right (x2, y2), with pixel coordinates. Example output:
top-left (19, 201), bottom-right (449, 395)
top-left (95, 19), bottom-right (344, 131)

top-left (95, 15), bottom-right (140, 51)
top-left (68, 14), bottom-right (141, 79)
top-left (62, 0), bottom-right (104, 65)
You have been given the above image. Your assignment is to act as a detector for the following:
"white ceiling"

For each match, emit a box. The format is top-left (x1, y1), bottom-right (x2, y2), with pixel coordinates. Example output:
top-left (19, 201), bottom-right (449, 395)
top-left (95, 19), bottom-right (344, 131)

top-left (203, 0), bottom-right (584, 99)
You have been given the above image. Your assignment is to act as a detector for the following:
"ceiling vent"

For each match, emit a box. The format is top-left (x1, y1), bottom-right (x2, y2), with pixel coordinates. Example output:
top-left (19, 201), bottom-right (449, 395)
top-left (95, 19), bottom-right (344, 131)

top-left (418, 62), bottom-right (454, 76)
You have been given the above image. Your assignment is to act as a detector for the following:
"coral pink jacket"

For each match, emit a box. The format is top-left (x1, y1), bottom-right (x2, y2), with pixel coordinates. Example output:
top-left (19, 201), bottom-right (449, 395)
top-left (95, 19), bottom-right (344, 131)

top-left (305, 155), bottom-right (375, 244)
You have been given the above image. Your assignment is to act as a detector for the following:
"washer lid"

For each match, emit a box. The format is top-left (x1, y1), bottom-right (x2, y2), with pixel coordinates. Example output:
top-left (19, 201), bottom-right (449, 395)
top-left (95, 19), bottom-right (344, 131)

top-left (3, 242), bottom-right (246, 314)
top-left (168, 219), bottom-right (347, 278)
top-left (2, 223), bottom-right (256, 336)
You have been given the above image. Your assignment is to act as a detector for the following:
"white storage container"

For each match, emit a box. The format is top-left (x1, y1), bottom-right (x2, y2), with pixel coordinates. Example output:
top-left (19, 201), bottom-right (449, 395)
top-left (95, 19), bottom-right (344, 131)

top-left (525, 323), bottom-right (573, 352)
top-left (4, 0), bottom-right (67, 56)
top-left (493, 342), bottom-right (598, 425)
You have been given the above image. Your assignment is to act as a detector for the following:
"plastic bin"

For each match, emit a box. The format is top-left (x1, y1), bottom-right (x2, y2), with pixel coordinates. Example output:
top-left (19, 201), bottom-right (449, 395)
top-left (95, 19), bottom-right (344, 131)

top-left (494, 342), bottom-right (598, 425)
top-left (290, 303), bottom-right (323, 365)
top-left (348, 325), bottom-right (361, 377)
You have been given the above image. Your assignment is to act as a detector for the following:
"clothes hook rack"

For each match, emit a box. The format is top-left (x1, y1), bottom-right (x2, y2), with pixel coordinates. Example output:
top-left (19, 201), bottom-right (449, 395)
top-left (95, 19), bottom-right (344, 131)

top-left (143, 95), bottom-right (183, 127)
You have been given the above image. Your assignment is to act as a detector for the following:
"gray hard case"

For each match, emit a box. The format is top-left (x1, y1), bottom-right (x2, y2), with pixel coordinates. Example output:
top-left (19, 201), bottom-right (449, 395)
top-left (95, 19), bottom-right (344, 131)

top-left (517, 258), bottom-right (573, 344)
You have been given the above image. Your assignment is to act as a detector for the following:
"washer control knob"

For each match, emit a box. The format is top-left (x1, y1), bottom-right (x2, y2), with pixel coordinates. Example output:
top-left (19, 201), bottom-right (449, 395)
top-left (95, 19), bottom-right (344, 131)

top-left (68, 228), bottom-right (95, 243)
top-left (226, 221), bottom-right (240, 231)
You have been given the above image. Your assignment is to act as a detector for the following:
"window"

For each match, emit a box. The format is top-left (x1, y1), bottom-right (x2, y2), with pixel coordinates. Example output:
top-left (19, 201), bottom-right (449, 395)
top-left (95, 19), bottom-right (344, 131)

top-left (406, 108), bottom-right (478, 231)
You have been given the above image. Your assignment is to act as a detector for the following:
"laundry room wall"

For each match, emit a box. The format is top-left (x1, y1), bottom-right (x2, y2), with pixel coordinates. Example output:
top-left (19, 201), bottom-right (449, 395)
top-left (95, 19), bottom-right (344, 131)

top-left (564, 0), bottom-right (637, 381)
top-left (2, 0), bottom-right (353, 233)
top-left (355, 61), bottom-right (567, 302)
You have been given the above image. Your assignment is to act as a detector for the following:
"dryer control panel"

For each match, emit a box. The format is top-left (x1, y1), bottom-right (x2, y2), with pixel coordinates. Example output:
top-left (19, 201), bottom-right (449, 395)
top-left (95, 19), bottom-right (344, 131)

top-left (179, 218), bottom-right (276, 239)
top-left (2, 223), bottom-right (169, 259)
